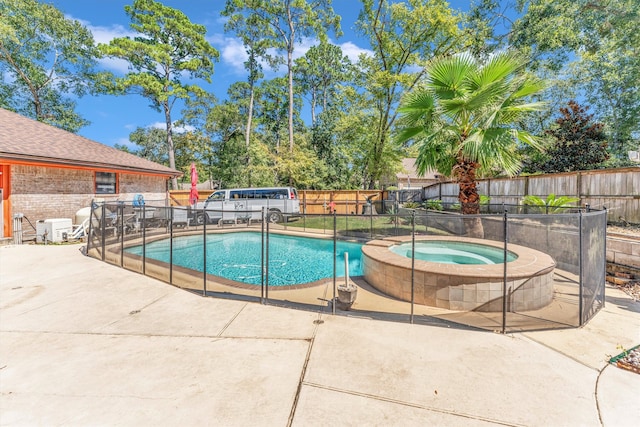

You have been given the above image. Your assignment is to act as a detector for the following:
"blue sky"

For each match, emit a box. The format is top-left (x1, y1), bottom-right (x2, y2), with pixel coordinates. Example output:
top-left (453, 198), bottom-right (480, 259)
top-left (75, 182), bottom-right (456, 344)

top-left (50, 0), bottom-right (475, 148)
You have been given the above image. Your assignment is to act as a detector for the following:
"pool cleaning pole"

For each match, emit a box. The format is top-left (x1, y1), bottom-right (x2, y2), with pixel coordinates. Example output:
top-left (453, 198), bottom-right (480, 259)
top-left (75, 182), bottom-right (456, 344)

top-left (344, 252), bottom-right (349, 286)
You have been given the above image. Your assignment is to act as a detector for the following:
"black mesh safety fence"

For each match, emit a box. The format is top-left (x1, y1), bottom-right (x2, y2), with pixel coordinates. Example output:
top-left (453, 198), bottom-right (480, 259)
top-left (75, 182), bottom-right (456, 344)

top-left (86, 201), bottom-right (607, 332)
top-left (580, 210), bottom-right (607, 325)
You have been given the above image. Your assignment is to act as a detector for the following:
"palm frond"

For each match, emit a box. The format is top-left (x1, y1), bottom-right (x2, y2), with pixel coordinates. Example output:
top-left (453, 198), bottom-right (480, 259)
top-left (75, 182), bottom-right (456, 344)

top-left (427, 53), bottom-right (476, 100)
top-left (415, 135), bottom-right (456, 176)
top-left (395, 126), bottom-right (426, 145)
top-left (472, 51), bottom-right (521, 89)
top-left (514, 129), bottom-right (544, 150)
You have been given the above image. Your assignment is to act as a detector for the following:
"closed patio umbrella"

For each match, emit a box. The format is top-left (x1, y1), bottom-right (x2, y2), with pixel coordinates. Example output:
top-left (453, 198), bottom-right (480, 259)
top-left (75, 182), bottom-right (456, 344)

top-left (189, 162), bottom-right (199, 206)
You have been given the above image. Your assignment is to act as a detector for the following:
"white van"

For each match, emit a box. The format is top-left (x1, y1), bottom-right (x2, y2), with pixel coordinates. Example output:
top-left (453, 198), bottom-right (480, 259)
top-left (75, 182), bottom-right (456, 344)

top-left (193, 187), bottom-right (301, 225)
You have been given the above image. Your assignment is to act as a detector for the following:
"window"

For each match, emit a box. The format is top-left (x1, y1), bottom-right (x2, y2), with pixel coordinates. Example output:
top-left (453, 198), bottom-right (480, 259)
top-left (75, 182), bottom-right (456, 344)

top-left (95, 172), bottom-right (117, 194)
top-left (207, 191), bottom-right (224, 201)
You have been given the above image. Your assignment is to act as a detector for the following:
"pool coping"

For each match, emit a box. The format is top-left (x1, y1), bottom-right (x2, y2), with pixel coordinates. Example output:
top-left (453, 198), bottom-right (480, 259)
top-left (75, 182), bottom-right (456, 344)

top-left (362, 235), bottom-right (557, 280)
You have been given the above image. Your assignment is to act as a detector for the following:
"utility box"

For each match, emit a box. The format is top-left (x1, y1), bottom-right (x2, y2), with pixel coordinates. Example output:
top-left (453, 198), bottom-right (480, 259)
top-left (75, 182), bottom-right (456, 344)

top-left (36, 218), bottom-right (73, 243)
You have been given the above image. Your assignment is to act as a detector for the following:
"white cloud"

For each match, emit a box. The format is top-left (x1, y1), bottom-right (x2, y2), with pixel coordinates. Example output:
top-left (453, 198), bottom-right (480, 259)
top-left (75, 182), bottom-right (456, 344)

top-left (66, 15), bottom-right (138, 73)
top-left (98, 57), bottom-right (131, 74)
top-left (336, 41), bottom-right (373, 62)
top-left (210, 34), bottom-right (248, 73)
top-left (148, 122), bottom-right (196, 133)
top-left (210, 34), bottom-right (355, 77)
top-left (87, 23), bottom-right (135, 45)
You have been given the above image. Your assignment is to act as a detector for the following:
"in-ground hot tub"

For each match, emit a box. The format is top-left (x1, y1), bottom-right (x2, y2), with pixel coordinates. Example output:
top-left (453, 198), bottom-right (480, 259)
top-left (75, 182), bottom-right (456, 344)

top-left (362, 236), bottom-right (556, 312)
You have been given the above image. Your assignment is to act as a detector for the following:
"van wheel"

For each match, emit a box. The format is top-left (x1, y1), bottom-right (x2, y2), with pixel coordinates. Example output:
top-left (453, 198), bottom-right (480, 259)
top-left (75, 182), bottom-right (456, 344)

top-left (195, 213), bottom-right (206, 225)
top-left (267, 209), bottom-right (283, 223)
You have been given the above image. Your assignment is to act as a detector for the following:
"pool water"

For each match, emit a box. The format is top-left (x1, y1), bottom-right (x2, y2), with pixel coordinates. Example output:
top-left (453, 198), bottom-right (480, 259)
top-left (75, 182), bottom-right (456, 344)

top-left (126, 232), bottom-right (363, 286)
top-left (390, 241), bottom-right (517, 265)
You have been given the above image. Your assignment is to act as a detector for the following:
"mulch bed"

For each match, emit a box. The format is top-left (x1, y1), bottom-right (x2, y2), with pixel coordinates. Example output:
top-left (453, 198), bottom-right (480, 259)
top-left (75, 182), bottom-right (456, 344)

top-left (610, 345), bottom-right (640, 375)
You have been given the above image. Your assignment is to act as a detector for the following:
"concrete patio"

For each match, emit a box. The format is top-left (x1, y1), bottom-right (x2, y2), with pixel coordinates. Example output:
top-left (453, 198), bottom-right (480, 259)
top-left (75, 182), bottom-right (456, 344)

top-left (1, 243), bottom-right (638, 426)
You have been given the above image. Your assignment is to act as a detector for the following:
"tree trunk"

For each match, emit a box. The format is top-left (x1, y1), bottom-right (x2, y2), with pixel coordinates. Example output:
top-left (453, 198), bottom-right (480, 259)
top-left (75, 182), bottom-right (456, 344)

top-left (246, 84), bottom-right (255, 187)
top-left (453, 160), bottom-right (480, 214)
top-left (287, 42), bottom-right (295, 153)
top-left (246, 84), bottom-right (255, 150)
top-left (453, 159), bottom-right (483, 237)
top-left (310, 89), bottom-right (316, 126)
top-left (164, 102), bottom-right (178, 190)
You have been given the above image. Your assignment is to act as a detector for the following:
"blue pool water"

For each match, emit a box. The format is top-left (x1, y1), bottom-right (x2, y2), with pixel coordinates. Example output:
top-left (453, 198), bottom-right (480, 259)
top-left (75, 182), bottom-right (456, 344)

top-left (390, 241), bottom-right (517, 265)
top-left (126, 232), bottom-right (363, 286)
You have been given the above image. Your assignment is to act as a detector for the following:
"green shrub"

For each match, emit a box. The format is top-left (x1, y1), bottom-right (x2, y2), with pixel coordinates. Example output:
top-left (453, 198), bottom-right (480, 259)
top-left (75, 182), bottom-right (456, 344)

top-left (521, 194), bottom-right (580, 213)
top-left (402, 201), bottom-right (423, 209)
top-left (425, 199), bottom-right (443, 210)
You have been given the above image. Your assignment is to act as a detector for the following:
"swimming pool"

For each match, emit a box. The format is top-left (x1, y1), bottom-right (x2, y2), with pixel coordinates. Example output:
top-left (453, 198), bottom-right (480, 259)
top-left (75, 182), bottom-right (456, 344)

top-left (126, 232), bottom-right (363, 286)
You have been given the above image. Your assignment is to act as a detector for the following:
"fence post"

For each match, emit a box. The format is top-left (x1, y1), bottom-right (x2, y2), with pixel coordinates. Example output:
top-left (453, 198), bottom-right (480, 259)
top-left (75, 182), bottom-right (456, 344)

top-left (169, 206), bottom-right (174, 286)
top-left (332, 211), bottom-right (337, 315)
top-left (602, 207), bottom-right (607, 309)
top-left (579, 207), bottom-right (584, 326)
top-left (85, 204), bottom-right (94, 256)
top-left (101, 204), bottom-right (106, 262)
top-left (203, 208), bottom-right (207, 296)
top-left (369, 205), bottom-right (373, 240)
top-left (142, 206), bottom-right (146, 275)
top-left (119, 203), bottom-right (124, 267)
top-left (261, 207), bottom-right (265, 304)
top-left (410, 210), bottom-right (416, 324)
top-left (265, 211), bottom-right (270, 303)
top-left (502, 210), bottom-right (508, 334)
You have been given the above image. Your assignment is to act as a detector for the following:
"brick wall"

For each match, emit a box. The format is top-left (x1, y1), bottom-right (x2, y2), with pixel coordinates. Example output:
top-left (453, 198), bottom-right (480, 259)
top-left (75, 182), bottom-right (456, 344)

top-left (607, 237), bottom-right (640, 269)
top-left (10, 165), bottom-right (168, 224)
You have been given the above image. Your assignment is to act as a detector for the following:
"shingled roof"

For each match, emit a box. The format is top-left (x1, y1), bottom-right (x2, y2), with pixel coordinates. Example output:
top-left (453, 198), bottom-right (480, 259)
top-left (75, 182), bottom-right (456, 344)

top-left (0, 108), bottom-right (181, 177)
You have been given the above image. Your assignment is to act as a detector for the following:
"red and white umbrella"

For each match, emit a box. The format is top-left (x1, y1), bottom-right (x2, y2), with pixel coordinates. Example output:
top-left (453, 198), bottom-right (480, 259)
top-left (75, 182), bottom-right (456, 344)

top-left (189, 162), bottom-right (199, 206)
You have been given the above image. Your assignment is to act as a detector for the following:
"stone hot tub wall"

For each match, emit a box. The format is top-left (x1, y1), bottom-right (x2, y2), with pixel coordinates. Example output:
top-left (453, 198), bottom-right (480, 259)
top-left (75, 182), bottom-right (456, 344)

top-left (362, 236), bottom-right (556, 312)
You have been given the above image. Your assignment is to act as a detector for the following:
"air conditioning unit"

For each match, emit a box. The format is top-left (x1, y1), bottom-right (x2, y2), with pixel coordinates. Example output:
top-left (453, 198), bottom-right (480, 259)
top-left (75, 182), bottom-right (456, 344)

top-left (36, 218), bottom-right (73, 243)
top-left (629, 151), bottom-right (640, 162)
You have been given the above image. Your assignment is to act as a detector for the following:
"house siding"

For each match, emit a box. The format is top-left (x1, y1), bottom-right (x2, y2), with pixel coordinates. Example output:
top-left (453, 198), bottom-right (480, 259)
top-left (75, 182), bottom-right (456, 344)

top-left (10, 164), bottom-right (168, 223)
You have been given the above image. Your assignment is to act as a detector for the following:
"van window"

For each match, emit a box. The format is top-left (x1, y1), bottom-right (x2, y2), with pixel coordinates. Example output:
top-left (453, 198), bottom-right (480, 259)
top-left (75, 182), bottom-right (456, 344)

top-left (207, 191), bottom-right (224, 201)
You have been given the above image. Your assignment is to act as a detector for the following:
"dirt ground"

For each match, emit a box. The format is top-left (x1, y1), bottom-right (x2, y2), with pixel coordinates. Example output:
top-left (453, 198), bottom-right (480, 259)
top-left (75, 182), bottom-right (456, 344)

top-left (607, 222), bottom-right (640, 237)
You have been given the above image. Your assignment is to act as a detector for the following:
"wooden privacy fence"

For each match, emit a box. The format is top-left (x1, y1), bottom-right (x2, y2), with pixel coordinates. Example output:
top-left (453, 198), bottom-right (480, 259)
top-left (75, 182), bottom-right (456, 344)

top-left (169, 189), bottom-right (387, 215)
top-left (299, 190), bottom-right (386, 214)
top-left (170, 190), bottom-right (208, 207)
top-left (422, 167), bottom-right (640, 223)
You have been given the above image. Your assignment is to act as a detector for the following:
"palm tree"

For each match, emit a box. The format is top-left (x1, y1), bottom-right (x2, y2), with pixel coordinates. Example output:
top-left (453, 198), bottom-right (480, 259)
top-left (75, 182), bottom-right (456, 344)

top-left (396, 51), bottom-right (546, 215)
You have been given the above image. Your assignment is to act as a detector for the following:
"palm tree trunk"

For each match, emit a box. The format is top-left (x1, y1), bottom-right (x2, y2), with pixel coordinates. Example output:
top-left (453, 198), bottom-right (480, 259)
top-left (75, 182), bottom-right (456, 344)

top-left (453, 159), bottom-right (483, 237)
top-left (453, 160), bottom-right (480, 214)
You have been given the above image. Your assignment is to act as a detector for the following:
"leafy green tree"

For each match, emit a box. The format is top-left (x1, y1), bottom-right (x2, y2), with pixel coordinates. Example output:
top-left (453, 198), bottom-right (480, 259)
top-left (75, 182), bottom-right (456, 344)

top-left (99, 0), bottom-right (219, 189)
top-left (294, 41), bottom-right (351, 124)
top-left (121, 127), bottom-right (168, 164)
top-left (223, 8), bottom-right (279, 154)
top-left (461, 0), bottom-right (512, 60)
top-left (396, 51), bottom-right (546, 215)
top-left (222, 0), bottom-right (341, 153)
top-left (525, 101), bottom-right (610, 173)
top-left (256, 77), bottom-right (303, 155)
top-left (510, 0), bottom-right (640, 156)
top-left (355, 0), bottom-right (461, 189)
top-left (0, 0), bottom-right (102, 131)
top-left (121, 126), bottom-right (207, 184)
top-left (179, 92), bottom-right (218, 183)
